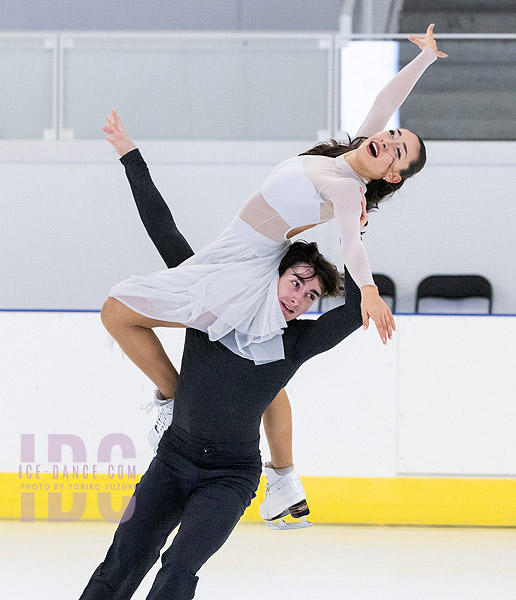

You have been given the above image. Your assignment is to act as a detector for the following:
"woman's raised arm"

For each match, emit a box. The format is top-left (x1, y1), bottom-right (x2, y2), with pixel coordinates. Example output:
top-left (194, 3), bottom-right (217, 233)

top-left (356, 24), bottom-right (446, 139)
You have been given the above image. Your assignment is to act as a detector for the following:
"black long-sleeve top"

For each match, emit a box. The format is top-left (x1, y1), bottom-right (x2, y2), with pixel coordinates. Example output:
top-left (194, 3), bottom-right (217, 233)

top-left (120, 149), bottom-right (363, 444)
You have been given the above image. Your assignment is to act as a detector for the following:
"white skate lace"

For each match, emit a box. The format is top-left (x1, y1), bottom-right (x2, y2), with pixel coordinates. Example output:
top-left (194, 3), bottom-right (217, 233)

top-left (153, 403), bottom-right (173, 434)
top-left (140, 398), bottom-right (160, 414)
top-left (140, 391), bottom-right (172, 413)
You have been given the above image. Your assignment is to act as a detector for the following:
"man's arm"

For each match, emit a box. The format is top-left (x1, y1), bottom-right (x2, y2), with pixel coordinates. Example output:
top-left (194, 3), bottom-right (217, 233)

top-left (294, 268), bottom-right (363, 360)
top-left (120, 149), bottom-right (194, 268)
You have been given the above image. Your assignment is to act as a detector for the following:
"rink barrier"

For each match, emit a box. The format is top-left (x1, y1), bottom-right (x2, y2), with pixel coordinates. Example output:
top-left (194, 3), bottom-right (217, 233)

top-left (2, 473), bottom-right (516, 526)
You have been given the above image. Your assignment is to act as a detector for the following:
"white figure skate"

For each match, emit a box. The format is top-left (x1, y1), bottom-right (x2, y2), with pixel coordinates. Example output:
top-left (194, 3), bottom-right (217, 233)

top-left (141, 390), bottom-right (174, 453)
top-left (259, 464), bottom-right (312, 530)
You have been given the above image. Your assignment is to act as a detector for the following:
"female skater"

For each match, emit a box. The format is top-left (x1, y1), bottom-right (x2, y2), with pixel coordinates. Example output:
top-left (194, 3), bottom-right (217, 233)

top-left (102, 25), bottom-right (446, 407)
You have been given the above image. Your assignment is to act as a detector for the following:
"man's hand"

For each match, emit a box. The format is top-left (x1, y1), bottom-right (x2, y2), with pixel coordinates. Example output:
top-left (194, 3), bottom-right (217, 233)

top-left (103, 109), bottom-right (137, 157)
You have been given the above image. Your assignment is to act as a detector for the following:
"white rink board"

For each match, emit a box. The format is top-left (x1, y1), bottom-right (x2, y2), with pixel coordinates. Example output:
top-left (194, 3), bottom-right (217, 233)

top-left (2, 312), bottom-right (516, 479)
top-left (0, 311), bottom-right (185, 475)
top-left (284, 322), bottom-right (398, 477)
top-left (0, 311), bottom-right (396, 478)
top-left (397, 316), bottom-right (516, 476)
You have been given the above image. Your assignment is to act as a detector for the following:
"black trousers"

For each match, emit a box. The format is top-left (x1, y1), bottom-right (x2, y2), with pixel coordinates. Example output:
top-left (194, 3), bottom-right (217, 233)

top-left (79, 423), bottom-right (262, 599)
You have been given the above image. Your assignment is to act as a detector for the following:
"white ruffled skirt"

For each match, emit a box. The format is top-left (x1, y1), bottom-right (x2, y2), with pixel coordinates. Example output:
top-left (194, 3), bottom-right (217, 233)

top-left (110, 217), bottom-right (291, 364)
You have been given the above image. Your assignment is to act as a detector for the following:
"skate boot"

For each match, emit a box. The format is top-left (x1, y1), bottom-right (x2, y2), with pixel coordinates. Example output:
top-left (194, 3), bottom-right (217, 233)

top-left (141, 390), bottom-right (174, 453)
top-left (259, 463), bottom-right (311, 530)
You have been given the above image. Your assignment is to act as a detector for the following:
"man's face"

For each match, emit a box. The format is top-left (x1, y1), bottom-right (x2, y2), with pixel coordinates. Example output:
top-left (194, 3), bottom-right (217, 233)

top-left (277, 262), bottom-right (322, 321)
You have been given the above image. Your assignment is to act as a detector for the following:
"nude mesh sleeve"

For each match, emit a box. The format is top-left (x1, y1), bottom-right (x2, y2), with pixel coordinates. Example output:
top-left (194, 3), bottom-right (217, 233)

top-left (356, 46), bottom-right (437, 138)
top-left (321, 179), bottom-right (374, 289)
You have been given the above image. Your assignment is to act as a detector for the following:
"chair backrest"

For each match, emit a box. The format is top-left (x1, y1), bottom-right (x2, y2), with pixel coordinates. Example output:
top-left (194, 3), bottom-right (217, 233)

top-left (373, 273), bottom-right (396, 313)
top-left (415, 274), bottom-right (492, 314)
top-left (318, 273), bottom-right (397, 313)
top-left (316, 295), bottom-right (345, 313)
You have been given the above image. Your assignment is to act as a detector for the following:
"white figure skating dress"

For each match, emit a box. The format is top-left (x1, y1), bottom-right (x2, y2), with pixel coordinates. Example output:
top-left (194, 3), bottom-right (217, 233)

top-left (110, 47), bottom-right (437, 364)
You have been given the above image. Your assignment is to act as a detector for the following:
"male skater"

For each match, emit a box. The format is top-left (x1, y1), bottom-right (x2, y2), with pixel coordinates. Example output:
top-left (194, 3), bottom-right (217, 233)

top-left (79, 147), bottom-right (366, 599)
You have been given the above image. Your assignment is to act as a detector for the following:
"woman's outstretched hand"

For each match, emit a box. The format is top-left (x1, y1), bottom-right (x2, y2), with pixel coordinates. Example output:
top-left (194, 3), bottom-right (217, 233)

top-left (103, 109), bottom-right (137, 157)
top-left (408, 23), bottom-right (447, 59)
top-left (360, 285), bottom-right (396, 345)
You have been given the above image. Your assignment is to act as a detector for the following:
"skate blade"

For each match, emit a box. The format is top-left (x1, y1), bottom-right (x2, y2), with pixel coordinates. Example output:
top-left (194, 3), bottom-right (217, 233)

top-left (265, 516), bottom-right (312, 530)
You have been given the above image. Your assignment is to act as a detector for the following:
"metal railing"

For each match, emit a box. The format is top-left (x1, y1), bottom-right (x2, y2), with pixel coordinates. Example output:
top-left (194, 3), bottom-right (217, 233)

top-left (1, 31), bottom-right (515, 141)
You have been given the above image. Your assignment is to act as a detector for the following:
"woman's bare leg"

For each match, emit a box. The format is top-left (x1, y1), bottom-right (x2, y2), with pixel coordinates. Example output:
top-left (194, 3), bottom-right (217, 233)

top-left (101, 297), bottom-right (185, 399)
top-left (262, 388), bottom-right (293, 469)
top-left (261, 389), bottom-right (309, 524)
top-left (103, 298), bottom-right (296, 466)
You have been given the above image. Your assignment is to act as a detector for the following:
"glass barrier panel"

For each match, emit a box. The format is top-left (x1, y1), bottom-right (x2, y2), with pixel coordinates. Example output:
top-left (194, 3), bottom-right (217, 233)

top-left (61, 35), bottom-right (331, 140)
top-left (340, 40), bottom-right (400, 137)
top-left (399, 38), bottom-right (516, 141)
top-left (338, 36), bottom-right (516, 141)
top-left (0, 35), bottom-right (56, 139)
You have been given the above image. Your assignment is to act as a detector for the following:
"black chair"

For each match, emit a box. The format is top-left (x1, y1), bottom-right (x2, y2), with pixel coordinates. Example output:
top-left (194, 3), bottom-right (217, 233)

top-left (316, 272), bottom-right (396, 313)
top-left (415, 275), bottom-right (492, 314)
top-left (316, 293), bottom-right (344, 313)
top-left (373, 273), bottom-right (396, 314)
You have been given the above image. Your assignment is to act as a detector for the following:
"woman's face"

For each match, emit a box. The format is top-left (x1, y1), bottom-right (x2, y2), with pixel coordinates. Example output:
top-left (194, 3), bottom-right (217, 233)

top-left (357, 128), bottom-right (420, 183)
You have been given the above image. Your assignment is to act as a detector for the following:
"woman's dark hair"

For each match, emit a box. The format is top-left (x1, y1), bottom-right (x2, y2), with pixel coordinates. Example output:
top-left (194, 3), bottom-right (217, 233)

top-left (278, 240), bottom-right (344, 298)
top-left (300, 134), bottom-right (426, 212)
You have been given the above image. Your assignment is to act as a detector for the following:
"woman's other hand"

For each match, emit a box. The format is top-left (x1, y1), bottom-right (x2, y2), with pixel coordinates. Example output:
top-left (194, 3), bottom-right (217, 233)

top-left (408, 23), bottom-right (447, 59)
top-left (360, 285), bottom-right (396, 345)
top-left (102, 109), bottom-right (137, 157)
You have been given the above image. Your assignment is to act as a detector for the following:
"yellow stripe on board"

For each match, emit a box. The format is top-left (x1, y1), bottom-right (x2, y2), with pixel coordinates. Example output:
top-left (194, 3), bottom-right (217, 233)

top-left (2, 472), bottom-right (142, 521)
top-left (300, 477), bottom-right (516, 527)
top-left (2, 473), bottom-right (516, 526)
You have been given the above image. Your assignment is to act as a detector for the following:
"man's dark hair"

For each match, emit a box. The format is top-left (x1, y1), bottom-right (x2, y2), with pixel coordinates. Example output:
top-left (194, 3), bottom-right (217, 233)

top-left (278, 241), bottom-right (344, 297)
